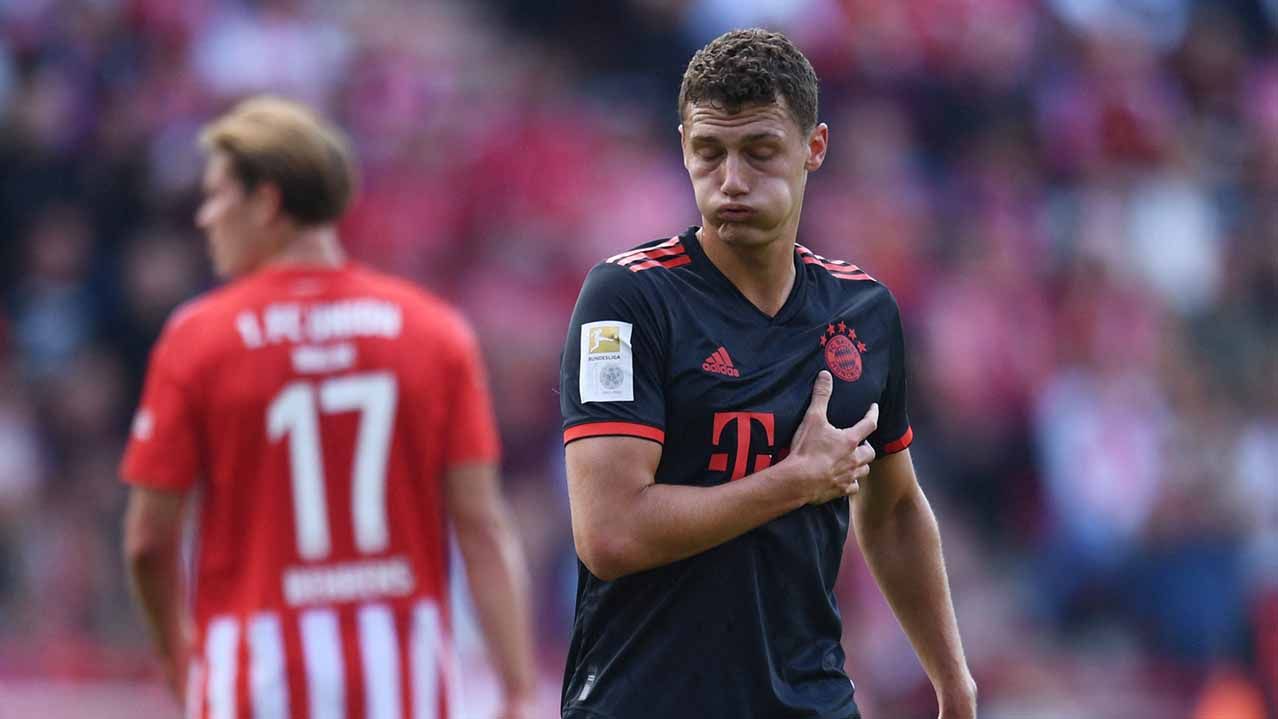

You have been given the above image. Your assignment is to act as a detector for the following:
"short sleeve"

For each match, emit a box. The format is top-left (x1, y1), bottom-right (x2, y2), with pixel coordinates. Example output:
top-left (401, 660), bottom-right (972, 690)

top-left (119, 328), bottom-right (203, 491)
top-left (443, 319), bottom-right (501, 466)
top-left (867, 297), bottom-right (913, 456)
top-left (560, 264), bottom-right (667, 445)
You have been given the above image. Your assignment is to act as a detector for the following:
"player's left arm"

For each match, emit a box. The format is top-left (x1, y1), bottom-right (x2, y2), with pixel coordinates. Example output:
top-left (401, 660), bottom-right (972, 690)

top-left (437, 312), bottom-right (537, 718)
top-left (851, 448), bottom-right (976, 719)
top-left (123, 484), bottom-right (192, 701)
top-left (445, 462), bottom-right (538, 718)
top-left (120, 308), bottom-right (203, 703)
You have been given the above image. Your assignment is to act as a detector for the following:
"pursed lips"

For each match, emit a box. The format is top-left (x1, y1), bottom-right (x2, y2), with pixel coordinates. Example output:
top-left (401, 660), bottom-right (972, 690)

top-left (716, 204), bottom-right (756, 222)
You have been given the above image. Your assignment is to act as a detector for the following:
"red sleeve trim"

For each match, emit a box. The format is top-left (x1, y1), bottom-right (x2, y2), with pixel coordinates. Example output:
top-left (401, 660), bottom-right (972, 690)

top-left (884, 426), bottom-right (914, 454)
top-left (563, 421), bottom-right (665, 445)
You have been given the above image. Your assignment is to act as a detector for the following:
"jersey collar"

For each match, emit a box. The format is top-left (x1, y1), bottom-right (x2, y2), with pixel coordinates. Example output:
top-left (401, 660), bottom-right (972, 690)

top-left (681, 226), bottom-right (808, 326)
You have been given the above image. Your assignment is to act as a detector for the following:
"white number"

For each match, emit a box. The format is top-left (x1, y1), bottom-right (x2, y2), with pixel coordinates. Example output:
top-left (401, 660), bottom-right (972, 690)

top-left (320, 374), bottom-right (396, 554)
top-left (267, 371), bottom-right (398, 560)
top-left (268, 382), bottom-right (328, 559)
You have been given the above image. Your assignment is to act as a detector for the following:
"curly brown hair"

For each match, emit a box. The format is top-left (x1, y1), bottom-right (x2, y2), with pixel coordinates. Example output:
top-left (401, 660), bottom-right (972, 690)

top-left (678, 28), bottom-right (819, 132)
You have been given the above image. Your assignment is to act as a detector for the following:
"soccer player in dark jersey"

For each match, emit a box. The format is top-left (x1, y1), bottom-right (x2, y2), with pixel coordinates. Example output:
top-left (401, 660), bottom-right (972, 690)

top-left (559, 29), bottom-right (976, 719)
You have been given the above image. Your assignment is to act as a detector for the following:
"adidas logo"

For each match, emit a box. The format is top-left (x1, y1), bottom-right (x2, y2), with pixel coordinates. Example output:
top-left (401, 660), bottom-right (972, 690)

top-left (702, 346), bottom-right (740, 377)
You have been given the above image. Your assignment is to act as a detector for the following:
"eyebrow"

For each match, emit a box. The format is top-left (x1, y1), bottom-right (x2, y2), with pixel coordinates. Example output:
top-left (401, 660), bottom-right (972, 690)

top-left (689, 131), bottom-right (785, 145)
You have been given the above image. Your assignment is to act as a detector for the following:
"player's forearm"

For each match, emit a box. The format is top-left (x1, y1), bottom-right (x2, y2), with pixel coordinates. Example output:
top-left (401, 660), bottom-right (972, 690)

top-left (126, 546), bottom-right (187, 681)
top-left (852, 486), bottom-right (974, 706)
top-left (584, 460), bottom-right (809, 580)
top-left (455, 516), bottom-right (538, 701)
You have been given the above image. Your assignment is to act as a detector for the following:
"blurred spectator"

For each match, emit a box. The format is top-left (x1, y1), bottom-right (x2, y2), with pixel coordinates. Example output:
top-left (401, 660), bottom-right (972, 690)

top-left (8, 205), bottom-right (98, 379)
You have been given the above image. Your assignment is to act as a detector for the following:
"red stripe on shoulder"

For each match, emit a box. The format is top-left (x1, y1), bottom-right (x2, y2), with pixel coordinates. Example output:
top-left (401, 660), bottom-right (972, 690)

top-left (607, 237), bottom-right (690, 273)
top-left (617, 245), bottom-right (687, 265)
top-left (629, 255), bottom-right (691, 273)
top-left (884, 426), bottom-right (914, 454)
top-left (607, 237), bottom-right (681, 264)
top-left (796, 245), bottom-right (876, 282)
top-left (564, 422), bottom-right (665, 445)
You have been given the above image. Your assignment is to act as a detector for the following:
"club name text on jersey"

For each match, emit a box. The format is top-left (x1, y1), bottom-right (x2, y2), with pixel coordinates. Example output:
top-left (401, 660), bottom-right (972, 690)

top-left (234, 298), bottom-right (403, 349)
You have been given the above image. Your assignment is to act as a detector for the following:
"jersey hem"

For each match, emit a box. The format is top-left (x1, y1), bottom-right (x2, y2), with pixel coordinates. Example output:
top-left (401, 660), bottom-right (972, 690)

top-left (563, 421), bottom-right (665, 445)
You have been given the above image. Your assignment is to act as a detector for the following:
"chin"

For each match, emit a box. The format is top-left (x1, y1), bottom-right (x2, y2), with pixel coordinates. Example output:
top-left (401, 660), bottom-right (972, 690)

top-left (210, 255), bottom-right (238, 279)
top-left (716, 222), bottom-right (774, 247)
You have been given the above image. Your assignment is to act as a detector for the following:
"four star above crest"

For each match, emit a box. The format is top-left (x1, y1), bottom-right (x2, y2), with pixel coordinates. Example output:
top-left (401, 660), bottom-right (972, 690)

top-left (819, 321), bottom-right (870, 353)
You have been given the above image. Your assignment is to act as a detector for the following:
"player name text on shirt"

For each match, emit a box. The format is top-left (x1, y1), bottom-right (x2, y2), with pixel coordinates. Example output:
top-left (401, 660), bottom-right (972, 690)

top-left (282, 556), bottom-right (416, 606)
top-left (235, 299), bottom-right (403, 349)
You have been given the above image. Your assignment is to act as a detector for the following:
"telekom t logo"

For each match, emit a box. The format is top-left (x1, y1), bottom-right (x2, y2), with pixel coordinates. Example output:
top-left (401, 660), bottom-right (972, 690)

top-left (707, 411), bottom-right (776, 481)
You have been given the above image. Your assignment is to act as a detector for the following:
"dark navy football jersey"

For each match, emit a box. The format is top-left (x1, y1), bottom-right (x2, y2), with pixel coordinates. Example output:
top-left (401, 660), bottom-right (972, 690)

top-left (559, 227), bottom-right (913, 719)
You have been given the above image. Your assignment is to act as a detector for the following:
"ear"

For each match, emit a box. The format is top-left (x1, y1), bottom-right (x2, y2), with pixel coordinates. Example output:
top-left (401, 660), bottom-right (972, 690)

top-left (805, 123), bottom-right (829, 172)
top-left (678, 123), bottom-right (691, 169)
top-left (248, 182), bottom-right (283, 227)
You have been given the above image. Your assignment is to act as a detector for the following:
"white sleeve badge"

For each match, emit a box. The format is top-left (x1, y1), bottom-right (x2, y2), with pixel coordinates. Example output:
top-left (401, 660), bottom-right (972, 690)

top-left (579, 320), bottom-right (634, 402)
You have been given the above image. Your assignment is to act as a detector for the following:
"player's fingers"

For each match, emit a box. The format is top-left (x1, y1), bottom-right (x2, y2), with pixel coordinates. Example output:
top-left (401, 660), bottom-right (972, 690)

top-left (812, 471), bottom-right (853, 505)
top-left (805, 370), bottom-right (834, 420)
top-left (852, 442), bottom-right (876, 467)
top-left (852, 464), bottom-right (870, 481)
top-left (845, 403), bottom-right (879, 443)
top-left (845, 479), bottom-right (861, 497)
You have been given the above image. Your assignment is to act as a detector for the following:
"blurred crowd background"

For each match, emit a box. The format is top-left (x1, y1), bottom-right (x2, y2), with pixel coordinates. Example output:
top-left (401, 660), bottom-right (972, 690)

top-left (0, 0), bottom-right (1275, 717)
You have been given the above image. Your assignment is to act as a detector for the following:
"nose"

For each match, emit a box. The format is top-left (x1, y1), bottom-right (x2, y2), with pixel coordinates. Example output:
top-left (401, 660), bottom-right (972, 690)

top-left (719, 153), bottom-right (748, 197)
top-left (196, 201), bottom-right (212, 230)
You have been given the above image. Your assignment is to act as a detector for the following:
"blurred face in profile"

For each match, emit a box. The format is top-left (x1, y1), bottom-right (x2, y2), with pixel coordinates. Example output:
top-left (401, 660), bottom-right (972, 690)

top-left (680, 97), bottom-right (827, 248)
top-left (196, 151), bottom-right (266, 278)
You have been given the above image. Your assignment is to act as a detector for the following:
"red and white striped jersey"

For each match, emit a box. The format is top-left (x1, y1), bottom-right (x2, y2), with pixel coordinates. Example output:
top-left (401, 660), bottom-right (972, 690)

top-left (121, 263), bottom-right (499, 719)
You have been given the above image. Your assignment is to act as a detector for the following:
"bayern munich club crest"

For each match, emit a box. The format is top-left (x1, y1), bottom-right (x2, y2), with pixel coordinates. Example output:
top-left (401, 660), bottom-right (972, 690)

top-left (821, 321), bottom-right (867, 382)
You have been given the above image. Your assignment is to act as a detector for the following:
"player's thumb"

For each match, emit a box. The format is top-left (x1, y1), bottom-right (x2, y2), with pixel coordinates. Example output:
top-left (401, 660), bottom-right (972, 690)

top-left (807, 370), bottom-right (833, 419)
top-left (846, 402), bottom-right (880, 443)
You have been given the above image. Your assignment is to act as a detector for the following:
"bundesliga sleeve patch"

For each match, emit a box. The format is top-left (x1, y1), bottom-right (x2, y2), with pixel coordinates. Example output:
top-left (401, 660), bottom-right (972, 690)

top-left (579, 320), bottom-right (634, 402)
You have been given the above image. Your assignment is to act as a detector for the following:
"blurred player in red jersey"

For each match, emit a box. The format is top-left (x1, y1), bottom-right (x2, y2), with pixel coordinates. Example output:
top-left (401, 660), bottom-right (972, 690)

top-left (120, 96), bottom-right (537, 719)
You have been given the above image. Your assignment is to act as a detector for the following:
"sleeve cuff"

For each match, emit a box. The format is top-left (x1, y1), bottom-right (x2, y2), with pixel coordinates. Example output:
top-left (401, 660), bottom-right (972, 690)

top-left (563, 421), bottom-right (665, 445)
top-left (883, 426), bottom-right (914, 454)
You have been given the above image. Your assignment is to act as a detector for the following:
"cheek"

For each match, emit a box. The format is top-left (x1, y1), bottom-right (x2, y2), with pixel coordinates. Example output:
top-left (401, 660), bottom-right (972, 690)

top-left (689, 174), bottom-right (718, 204)
top-left (756, 176), bottom-right (797, 212)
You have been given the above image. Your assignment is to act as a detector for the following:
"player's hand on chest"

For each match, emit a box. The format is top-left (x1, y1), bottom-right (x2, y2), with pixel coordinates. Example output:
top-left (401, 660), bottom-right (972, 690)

top-left (665, 314), bottom-right (888, 483)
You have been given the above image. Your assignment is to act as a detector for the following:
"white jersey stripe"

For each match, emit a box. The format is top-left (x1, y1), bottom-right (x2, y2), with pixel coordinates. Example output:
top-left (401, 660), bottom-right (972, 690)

top-left (358, 603), bottom-right (402, 719)
top-left (206, 617), bottom-right (240, 719)
top-left (186, 657), bottom-right (205, 719)
top-left (441, 630), bottom-right (463, 719)
top-left (300, 608), bottom-right (345, 719)
top-left (249, 613), bottom-right (289, 719)
top-left (410, 601), bottom-right (441, 719)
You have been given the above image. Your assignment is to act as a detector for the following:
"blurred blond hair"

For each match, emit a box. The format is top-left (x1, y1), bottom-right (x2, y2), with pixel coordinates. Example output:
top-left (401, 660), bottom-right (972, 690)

top-left (199, 95), bottom-right (356, 226)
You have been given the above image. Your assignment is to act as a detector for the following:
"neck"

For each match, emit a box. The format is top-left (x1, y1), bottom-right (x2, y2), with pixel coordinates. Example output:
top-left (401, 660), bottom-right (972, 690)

top-left (698, 224), bottom-right (796, 317)
top-left (260, 225), bottom-right (346, 269)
